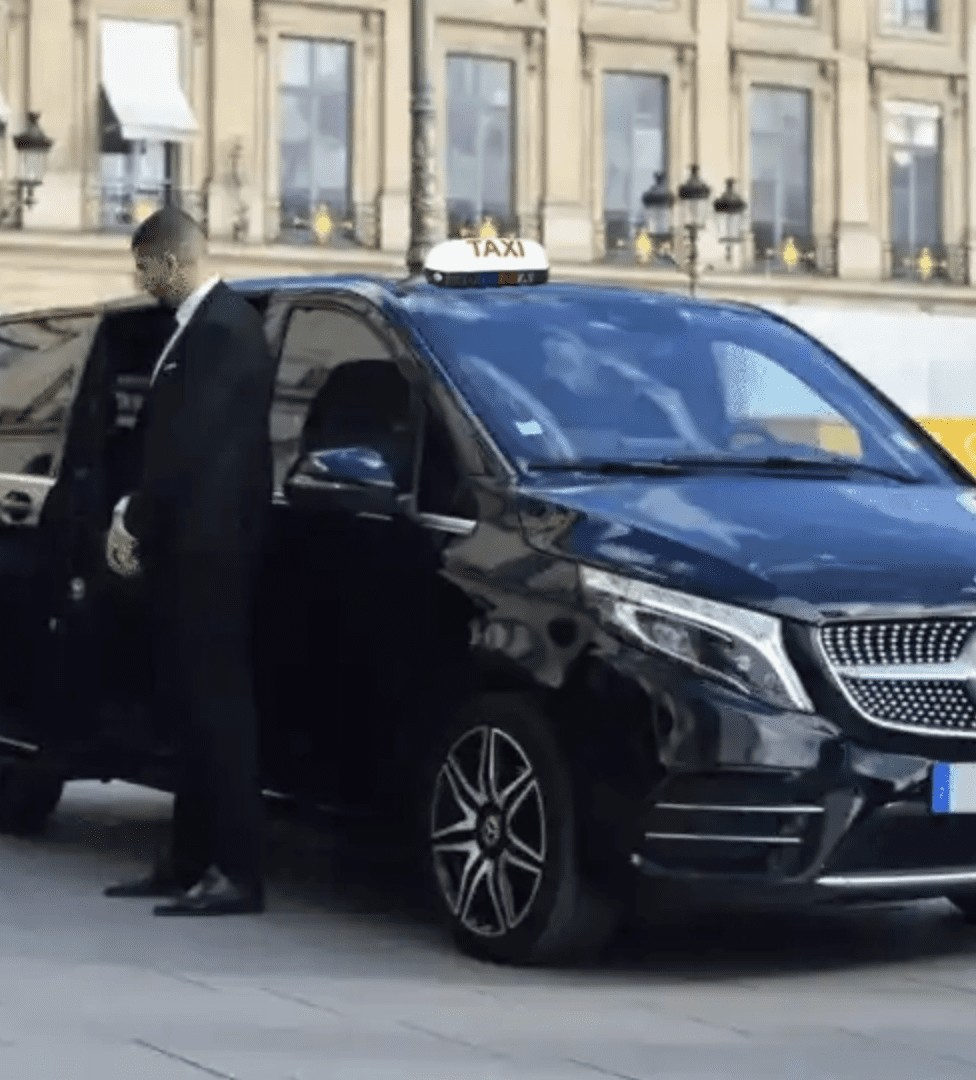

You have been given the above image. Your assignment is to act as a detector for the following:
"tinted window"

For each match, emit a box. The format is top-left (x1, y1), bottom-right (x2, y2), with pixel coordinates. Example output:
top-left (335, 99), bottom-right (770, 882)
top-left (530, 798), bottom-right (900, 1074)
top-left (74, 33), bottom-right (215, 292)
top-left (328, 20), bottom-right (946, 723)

top-left (271, 306), bottom-right (393, 488)
top-left (0, 313), bottom-right (98, 475)
top-left (750, 87), bottom-right (811, 257)
top-left (403, 288), bottom-right (952, 483)
top-left (446, 55), bottom-right (516, 237)
top-left (603, 72), bottom-right (668, 258)
top-left (278, 38), bottom-right (354, 244)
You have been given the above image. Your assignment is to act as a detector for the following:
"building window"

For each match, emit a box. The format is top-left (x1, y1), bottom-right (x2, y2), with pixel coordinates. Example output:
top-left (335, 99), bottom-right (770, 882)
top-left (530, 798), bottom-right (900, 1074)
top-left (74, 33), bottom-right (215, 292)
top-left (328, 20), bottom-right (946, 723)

top-left (98, 20), bottom-right (199, 231)
top-left (278, 38), bottom-right (354, 245)
top-left (749, 0), bottom-right (810, 14)
top-left (883, 0), bottom-right (939, 31)
top-left (602, 73), bottom-right (668, 261)
top-left (446, 55), bottom-right (515, 238)
top-left (885, 102), bottom-right (952, 281)
top-left (749, 86), bottom-right (815, 270)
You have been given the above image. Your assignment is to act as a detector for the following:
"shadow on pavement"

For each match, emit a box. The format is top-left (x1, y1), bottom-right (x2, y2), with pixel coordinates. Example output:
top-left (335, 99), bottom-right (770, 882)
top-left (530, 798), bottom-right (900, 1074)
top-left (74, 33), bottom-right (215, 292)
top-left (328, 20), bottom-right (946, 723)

top-left (14, 780), bottom-right (976, 984)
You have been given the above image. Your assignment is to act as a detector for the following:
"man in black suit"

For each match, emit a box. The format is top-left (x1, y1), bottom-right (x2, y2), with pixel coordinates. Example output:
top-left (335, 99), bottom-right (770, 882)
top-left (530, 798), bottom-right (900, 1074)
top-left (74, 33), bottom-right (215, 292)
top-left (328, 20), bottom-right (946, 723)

top-left (103, 206), bottom-right (275, 916)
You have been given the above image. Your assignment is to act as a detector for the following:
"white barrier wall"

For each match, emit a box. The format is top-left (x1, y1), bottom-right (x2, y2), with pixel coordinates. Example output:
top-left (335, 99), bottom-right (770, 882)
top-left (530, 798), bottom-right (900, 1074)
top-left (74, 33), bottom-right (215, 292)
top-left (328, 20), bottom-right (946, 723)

top-left (761, 303), bottom-right (976, 419)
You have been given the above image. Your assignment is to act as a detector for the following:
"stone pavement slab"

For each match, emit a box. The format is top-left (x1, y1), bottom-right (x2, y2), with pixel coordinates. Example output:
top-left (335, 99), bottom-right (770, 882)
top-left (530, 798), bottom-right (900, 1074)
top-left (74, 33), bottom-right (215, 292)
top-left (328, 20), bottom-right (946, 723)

top-left (5, 781), bottom-right (976, 1079)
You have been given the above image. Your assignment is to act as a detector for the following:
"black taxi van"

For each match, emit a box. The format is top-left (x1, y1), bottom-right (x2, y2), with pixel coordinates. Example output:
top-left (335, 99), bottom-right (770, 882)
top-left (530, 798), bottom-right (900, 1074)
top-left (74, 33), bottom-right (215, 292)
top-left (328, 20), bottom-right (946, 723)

top-left (3, 236), bottom-right (976, 965)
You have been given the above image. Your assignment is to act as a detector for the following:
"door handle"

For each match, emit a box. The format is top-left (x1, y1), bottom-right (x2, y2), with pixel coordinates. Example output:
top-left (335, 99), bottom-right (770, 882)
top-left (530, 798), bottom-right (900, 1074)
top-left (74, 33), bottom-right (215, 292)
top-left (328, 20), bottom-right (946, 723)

top-left (0, 490), bottom-right (33, 524)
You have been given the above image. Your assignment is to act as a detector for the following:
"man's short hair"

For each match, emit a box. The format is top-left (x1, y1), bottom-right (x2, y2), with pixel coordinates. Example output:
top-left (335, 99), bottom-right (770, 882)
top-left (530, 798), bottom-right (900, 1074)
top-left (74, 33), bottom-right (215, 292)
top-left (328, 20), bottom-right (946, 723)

top-left (131, 206), bottom-right (206, 263)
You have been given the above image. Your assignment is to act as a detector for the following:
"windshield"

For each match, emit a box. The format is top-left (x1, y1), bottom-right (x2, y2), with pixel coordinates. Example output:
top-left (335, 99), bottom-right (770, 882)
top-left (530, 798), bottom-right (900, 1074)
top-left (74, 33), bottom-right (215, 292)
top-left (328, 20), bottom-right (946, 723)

top-left (403, 288), bottom-right (953, 483)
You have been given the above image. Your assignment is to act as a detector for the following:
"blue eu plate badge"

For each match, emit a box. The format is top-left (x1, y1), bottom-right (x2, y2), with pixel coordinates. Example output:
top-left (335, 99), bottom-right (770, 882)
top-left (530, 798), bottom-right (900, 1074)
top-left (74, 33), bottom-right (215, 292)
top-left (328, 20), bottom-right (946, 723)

top-left (932, 762), bottom-right (976, 813)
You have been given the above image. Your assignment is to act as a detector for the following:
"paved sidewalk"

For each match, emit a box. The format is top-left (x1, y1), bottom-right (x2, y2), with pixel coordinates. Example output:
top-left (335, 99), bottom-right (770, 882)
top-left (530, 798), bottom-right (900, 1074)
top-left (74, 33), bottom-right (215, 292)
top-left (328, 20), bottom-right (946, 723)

top-left (3, 781), bottom-right (976, 1078)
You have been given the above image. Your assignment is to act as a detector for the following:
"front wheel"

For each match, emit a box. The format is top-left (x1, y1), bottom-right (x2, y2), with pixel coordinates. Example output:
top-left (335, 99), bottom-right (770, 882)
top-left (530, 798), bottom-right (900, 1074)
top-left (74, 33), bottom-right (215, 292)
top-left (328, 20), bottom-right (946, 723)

top-left (0, 760), bottom-right (65, 836)
top-left (421, 692), bottom-right (623, 966)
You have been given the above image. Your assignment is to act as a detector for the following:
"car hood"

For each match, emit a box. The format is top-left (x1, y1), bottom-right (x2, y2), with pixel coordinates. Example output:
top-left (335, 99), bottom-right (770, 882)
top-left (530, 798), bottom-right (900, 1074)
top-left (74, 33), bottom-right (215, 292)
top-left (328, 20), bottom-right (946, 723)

top-left (516, 474), bottom-right (976, 623)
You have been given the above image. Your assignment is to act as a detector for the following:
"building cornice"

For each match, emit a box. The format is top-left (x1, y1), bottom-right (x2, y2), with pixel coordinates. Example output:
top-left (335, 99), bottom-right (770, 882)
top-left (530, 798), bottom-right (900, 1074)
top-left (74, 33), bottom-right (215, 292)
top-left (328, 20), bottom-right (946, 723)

top-left (0, 231), bottom-right (973, 316)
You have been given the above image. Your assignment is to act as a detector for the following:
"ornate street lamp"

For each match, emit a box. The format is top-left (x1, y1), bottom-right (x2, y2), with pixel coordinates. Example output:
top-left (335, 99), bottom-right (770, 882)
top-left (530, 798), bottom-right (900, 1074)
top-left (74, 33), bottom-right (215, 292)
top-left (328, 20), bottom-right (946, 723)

top-left (676, 165), bottom-right (710, 295)
top-left (640, 171), bottom-right (675, 244)
top-left (0, 112), bottom-right (53, 227)
top-left (677, 164), bottom-right (711, 231)
top-left (639, 166), bottom-right (747, 295)
top-left (712, 178), bottom-right (747, 264)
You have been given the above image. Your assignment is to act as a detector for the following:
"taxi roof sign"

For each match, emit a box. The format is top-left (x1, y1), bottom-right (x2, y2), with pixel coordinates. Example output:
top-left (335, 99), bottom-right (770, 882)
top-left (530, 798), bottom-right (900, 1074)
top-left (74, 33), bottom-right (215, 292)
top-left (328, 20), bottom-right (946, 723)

top-left (423, 237), bottom-right (549, 288)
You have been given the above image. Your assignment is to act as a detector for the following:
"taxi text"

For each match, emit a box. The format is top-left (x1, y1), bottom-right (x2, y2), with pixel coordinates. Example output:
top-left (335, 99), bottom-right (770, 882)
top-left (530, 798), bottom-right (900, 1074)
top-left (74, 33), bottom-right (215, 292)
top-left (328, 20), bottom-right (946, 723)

top-left (463, 239), bottom-right (527, 259)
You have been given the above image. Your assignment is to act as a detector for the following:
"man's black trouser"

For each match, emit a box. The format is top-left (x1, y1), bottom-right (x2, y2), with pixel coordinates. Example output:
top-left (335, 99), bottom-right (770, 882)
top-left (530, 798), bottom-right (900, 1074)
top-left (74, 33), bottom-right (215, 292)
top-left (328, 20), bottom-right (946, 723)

top-left (147, 549), bottom-right (265, 893)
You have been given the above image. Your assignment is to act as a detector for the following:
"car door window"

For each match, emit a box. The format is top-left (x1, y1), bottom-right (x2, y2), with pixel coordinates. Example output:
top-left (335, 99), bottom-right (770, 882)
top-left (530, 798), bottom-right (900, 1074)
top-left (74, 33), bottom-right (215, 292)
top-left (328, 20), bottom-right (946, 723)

top-left (416, 407), bottom-right (476, 520)
top-left (271, 305), bottom-right (395, 489)
top-left (0, 312), bottom-right (100, 476)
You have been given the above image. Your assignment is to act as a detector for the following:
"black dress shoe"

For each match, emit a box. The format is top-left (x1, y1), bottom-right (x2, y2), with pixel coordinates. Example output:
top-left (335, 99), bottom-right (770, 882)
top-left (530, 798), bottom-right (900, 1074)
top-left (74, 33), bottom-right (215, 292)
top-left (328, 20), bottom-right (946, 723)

top-left (104, 872), bottom-right (184, 899)
top-left (153, 866), bottom-right (264, 917)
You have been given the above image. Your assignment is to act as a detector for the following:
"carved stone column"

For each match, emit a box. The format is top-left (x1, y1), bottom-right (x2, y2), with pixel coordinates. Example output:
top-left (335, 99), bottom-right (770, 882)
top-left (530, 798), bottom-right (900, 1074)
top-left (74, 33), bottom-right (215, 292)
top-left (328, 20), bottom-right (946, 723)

top-left (208, 0), bottom-right (257, 241)
top-left (72, 0), bottom-right (93, 229)
top-left (355, 10), bottom-right (381, 249)
top-left (540, 10), bottom-right (592, 262)
top-left (835, 1), bottom-right (881, 280)
top-left (26, 0), bottom-right (83, 227)
top-left (253, 0), bottom-right (270, 242)
top-left (520, 26), bottom-right (544, 241)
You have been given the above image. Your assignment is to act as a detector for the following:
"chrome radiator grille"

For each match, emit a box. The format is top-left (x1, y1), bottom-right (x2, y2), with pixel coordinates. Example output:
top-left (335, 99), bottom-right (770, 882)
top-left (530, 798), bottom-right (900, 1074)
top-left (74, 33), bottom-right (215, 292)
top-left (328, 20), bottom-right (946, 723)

top-left (819, 619), bottom-right (976, 736)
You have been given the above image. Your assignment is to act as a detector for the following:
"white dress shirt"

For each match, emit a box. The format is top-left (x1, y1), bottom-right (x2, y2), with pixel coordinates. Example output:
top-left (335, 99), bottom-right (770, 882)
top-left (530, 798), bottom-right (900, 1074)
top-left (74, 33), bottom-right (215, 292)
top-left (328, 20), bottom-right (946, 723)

top-left (150, 274), bottom-right (221, 385)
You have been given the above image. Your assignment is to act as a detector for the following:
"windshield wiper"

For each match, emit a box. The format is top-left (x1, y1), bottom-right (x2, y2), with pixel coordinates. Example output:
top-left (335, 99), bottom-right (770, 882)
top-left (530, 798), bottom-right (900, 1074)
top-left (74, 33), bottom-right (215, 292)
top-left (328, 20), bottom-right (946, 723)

top-left (653, 454), bottom-right (922, 483)
top-left (527, 456), bottom-right (921, 483)
top-left (527, 459), bottom-right (689, 477)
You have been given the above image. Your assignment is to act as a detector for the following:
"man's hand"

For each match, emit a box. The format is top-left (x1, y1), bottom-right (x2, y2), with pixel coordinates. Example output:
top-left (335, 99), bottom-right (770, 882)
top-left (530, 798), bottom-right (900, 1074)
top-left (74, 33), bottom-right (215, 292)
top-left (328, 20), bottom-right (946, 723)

top-left (106, 496), bottom-right (142, 578)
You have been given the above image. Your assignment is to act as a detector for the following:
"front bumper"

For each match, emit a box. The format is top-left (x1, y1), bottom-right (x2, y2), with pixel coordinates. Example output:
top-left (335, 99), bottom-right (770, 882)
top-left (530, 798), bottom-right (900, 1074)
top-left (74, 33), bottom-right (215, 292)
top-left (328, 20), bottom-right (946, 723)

top-left (626, 675), bottom-right (976, 905)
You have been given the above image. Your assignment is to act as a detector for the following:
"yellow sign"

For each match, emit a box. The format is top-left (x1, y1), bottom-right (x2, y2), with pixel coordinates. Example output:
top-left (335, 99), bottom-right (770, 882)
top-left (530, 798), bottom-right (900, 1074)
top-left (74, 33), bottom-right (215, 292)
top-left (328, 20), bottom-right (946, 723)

top-left (917, 417), bottom-right (976, 476)
top-left (311, 206), bottom-right (334, 243)
top-left (478, 217), bottom-right (499, 240)
top-left (132, 198), bottom-right (157, 225)
top-left (782, 236), bottom-right (800, 271)
top-left (634, 230), bottom-right (653, 263)
top-left (917, 247), bottom-right (935, 280)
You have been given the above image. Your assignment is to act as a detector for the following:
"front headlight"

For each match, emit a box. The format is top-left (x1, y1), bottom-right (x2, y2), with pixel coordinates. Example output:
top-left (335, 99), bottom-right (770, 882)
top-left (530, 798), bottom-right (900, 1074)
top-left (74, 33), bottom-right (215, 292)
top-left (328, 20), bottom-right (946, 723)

top-left (580, 566), bottom-right (813, 712)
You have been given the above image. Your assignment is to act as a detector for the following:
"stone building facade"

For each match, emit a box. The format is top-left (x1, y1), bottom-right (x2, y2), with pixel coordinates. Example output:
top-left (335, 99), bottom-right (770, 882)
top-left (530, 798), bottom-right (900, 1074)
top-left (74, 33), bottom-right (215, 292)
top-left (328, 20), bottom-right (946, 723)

top-left (0, 0), bottom-right (973, 320)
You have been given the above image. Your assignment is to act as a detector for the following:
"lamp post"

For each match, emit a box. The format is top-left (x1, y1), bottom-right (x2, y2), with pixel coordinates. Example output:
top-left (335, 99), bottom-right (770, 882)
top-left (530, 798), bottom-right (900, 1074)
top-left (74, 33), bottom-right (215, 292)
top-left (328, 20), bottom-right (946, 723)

top-left (641, 165), bottom-right (747, 297)
top-left (712, 178), bottom-right (747, 265)
top-left (0, 112), bottom-right (53, 228)
top-left (406, 0), bottom-right (442, 276)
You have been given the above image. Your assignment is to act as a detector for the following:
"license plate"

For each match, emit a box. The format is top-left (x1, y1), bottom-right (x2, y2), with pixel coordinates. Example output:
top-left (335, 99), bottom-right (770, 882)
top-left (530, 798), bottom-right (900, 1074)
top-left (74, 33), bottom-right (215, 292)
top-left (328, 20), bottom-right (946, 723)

top-left (932, 762), bottom-right (976, 813)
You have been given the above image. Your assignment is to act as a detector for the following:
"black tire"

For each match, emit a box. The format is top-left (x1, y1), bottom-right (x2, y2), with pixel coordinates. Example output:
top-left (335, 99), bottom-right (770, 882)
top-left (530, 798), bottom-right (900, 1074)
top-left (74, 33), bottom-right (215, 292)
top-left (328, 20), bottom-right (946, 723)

top-left (0, 760), bottom-right (65, 836)
top-left (420, 692), bottom-right (623, 966)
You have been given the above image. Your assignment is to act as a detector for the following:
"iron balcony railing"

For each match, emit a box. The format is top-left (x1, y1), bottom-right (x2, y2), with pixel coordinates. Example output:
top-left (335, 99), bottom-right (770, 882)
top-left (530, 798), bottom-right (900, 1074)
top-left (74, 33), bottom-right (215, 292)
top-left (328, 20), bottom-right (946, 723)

top-left (276, 201), bottom-right (362, 248)
top-left (448, 211), bottom-right (522, 242)
top-left (748, 231), bottom-right (837, 276)
top-left (93, 184), bottom-right (209, 235)
top-left (885, 243), bottom-right (969, 286)
top-left (602, 217), bottom-right (838, 277)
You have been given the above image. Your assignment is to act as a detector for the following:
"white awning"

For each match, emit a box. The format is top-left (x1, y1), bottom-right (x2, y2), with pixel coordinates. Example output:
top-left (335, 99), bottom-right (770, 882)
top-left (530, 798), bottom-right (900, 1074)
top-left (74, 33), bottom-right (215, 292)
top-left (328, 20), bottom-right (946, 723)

top-left (100, 19), bottom-right (197, 143)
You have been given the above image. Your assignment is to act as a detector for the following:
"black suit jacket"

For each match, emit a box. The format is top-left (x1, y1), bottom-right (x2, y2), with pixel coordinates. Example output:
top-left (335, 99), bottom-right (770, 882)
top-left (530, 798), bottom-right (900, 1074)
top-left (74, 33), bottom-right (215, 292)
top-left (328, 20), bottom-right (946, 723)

top-left (124, 282), bottom-right (276, 566)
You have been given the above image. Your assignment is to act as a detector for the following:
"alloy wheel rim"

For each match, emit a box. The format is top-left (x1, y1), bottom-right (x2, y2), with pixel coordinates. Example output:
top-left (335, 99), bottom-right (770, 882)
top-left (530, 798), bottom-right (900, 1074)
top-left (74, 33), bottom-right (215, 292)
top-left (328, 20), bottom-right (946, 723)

top-left (429, 724), bottom-right (546, 938)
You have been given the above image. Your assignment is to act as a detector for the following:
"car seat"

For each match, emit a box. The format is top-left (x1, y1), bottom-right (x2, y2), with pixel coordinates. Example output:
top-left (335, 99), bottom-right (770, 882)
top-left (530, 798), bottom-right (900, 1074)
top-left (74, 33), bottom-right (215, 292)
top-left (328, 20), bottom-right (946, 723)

top-left (299, 358), bottom-right (416, 490)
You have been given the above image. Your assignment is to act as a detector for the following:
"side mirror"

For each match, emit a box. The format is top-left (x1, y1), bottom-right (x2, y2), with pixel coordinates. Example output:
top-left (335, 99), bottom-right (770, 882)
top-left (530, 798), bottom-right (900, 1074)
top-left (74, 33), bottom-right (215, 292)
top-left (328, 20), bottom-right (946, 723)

top-left (284, 446), bottom-right (400, 518)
